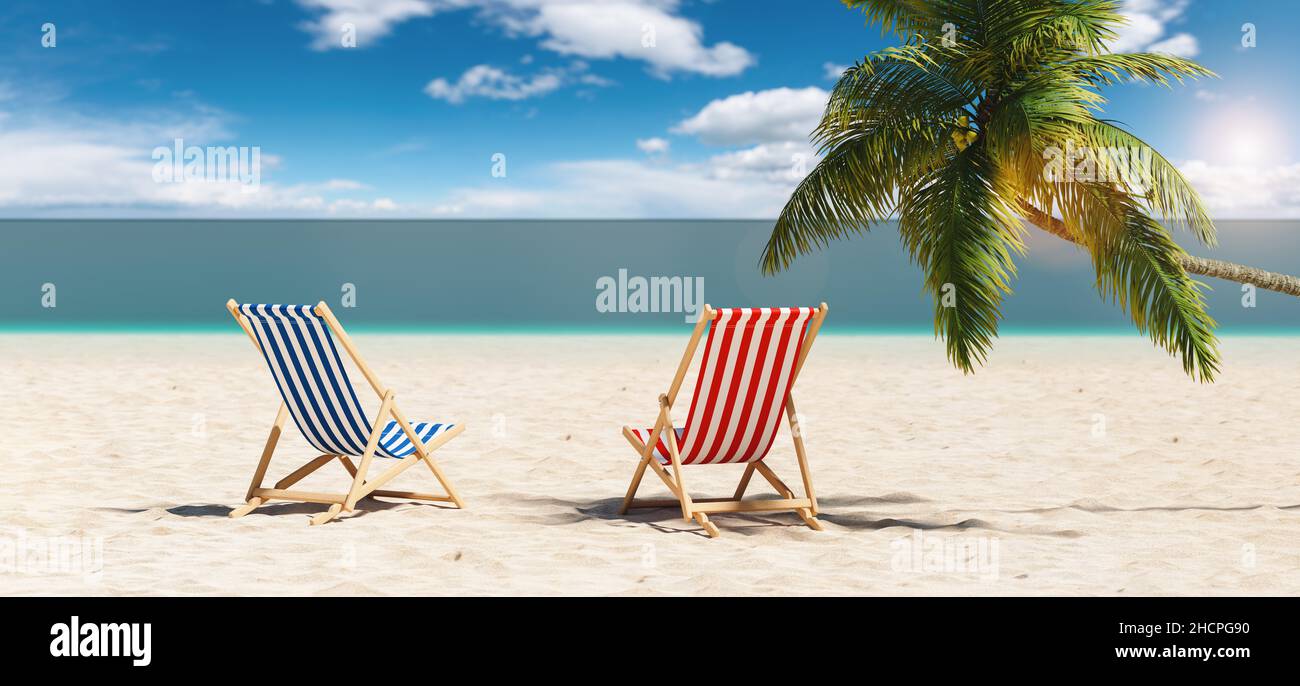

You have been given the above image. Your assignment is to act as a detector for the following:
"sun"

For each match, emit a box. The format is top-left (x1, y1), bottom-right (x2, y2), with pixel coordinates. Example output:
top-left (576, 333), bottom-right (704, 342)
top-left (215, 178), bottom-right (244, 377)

top-left (1197, 101), bottom-right (1288, 166)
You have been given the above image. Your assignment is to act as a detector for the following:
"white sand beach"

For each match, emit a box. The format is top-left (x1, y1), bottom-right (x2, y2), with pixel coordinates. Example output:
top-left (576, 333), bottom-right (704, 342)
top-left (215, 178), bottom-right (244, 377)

top-left (1, 332), bottom-right (1298, 596)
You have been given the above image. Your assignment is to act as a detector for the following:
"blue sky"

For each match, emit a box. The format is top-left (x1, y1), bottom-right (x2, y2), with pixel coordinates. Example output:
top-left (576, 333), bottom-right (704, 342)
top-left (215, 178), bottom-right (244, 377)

top-left (0, 0), bottom-right (1296, 217)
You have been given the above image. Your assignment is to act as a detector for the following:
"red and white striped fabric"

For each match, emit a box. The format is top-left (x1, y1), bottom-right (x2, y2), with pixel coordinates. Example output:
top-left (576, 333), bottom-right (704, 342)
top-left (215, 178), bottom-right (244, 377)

top-left (630, 307), bottom-right (815, 466)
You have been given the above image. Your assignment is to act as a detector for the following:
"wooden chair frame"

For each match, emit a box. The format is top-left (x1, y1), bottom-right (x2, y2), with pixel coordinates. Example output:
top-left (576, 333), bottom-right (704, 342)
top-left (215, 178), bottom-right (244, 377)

top-left (619, 303), bottom-right (828, 538)
top-left (225, 300), bottom-right (466, 526)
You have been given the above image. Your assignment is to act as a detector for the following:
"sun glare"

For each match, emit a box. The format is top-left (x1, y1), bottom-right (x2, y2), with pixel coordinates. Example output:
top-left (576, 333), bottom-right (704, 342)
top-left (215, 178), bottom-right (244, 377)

top-left (1197, 102), bottom-right (1288, 166)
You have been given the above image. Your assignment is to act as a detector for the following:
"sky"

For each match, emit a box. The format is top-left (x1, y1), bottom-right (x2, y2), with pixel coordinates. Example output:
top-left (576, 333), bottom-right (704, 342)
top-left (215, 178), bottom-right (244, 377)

top-left (0, 0), bottom-right (1298, 218)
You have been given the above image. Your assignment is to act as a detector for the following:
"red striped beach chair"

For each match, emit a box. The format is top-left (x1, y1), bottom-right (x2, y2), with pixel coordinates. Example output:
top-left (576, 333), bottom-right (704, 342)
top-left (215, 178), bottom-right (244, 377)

top-left (620, 303), bottom-right (828, 538)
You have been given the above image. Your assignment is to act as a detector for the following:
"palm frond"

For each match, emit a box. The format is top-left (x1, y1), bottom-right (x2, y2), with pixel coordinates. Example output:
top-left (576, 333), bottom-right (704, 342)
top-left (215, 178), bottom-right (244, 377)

top-left (1051, 52), bottom-right (1216, 88)
top-left (843, 0), bottom-right (956, 39)
top-left (896, 143), bottom-right (1024, 372)
top-left (1002, 0), bottom-right (1120, 61)
top-left (984, 78), bottom-right (1101, 195)
top-left (822, 43), bottom-right (977, 134)
top-left (1077, 120), bottom-right (1216, 245)
top-left (762, 122), bottom-right (941, 273)
top-left (1056, 184), bottom-right (1220, 381)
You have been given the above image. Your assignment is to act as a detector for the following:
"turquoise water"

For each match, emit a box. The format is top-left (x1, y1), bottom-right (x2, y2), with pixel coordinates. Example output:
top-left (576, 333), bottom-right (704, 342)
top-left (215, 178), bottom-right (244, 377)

top-left (2, 219), bottom-right (1297, 332)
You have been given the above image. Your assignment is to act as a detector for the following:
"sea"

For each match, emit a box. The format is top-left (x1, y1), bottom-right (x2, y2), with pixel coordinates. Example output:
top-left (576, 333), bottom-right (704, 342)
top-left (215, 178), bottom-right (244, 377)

top-left (1, 219), bottom-right (1296, 335)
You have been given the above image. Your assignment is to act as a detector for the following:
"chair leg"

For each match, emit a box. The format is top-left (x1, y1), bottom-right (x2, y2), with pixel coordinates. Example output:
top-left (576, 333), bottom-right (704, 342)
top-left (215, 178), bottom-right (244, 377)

top-left (623, 432), bottom-right (718, 537)
top-left (755, 462), bottom-right (795, 498)
top-left (390, 410), bottom-right (466, 509)
top-left (274, 454), bottom-right (337, 490)
top-left (343, 449), bottom-right (377, 513)
top-left (338, 455), bottom-right (358, 476)
top-left (795, 508), bottom-right (824, 531)
top-left (310, 504), bottom-right (343, 526)
top-left (343, 393), bottom-right (393, 513)
top-left (231, 404), bottom-right (288, 519)
top-left (693, 513), bottom-right (720, 538)
top-left (755, 462), bottom-right (822, 532)
top-left (786, 396), bottom-right (819, 515)
top-left (418, 453), bottom-right (465, 509)
top-left (668, 468), bottom-right (723, 537)
top-left (229, 497), bottom-right (265, 519)
top-left (662, 427), bottom-right (693, 523)
top-left (733, 463), bottom-right (757, 500)
top-left (619, 454), bottom-right (652, 515)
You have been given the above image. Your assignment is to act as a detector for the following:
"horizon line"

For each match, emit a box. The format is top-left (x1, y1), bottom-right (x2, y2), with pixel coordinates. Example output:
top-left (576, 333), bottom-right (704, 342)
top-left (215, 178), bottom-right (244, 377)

top-left (0, 218), bottom-right (1297, 223)
top-left (2, 323), bottom-right (1297, 337)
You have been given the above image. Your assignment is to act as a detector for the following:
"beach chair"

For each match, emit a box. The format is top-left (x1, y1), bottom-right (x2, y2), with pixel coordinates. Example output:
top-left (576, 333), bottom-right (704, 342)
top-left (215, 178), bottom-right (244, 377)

top-left (225, 301), bottom-right (465, 526)
top-left (620, 304), bottom-right (828, 538)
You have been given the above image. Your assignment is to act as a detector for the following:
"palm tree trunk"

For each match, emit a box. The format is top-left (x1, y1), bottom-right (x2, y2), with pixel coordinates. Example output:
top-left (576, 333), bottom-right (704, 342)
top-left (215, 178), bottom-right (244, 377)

top-left (1019, 201), bottom-right (1300, 297)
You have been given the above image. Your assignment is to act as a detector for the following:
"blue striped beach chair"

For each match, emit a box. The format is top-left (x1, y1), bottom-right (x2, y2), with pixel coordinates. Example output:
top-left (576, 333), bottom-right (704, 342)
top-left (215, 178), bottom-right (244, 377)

top-left (225, 300), bottom-right (466, 525)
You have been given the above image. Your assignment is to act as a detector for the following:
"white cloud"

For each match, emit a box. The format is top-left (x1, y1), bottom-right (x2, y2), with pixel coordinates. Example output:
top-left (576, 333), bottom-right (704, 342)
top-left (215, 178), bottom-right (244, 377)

top-left (517, 1), bottom-right (753, 78)
top-left (323, 178), bottom-right (369, 190)
top-left (0, 80), bottom-right (827, 218)
top-left (671, 87), bottom-right (828, 146)
top-left (1179, 160), bottom-right (1300, 219)
top-left (428, 155), bottom-right (801, 217)
top-left (823, 62), bottom-right (848, 80)
top-left (0, 108), bottom-right (401, 217)
top-left (425, 64), bottom-right (565, 103)
top-left (296, 0), bottom-right (754, 77)
top-left (1194, 88), bottom-right (1220, 102)
top-left (327, 196), bottom-right (401, 213)
top-left (295, 0), bottom-right (436, 50)
top-left (636, 136), bottom-right (670, 154)
top-left (1147, 33), bottom-right (1198, 57)
top-left (15, 112), bottom-right (1300, 220)
top-left (427, 127), bottom-right (817, 218)
top-left (1108, 0), bottom-right (1197, 56)
top-left (425, 86), bottom-right (825, 217)
top-left (425, 60), bottom-right (609, 103)
top-left (577, 71), bottom-right (615, 87)
top-left (705, 141), bottom-right (816, 183)
top-left (1109, 10), bottom-right (1164, 52)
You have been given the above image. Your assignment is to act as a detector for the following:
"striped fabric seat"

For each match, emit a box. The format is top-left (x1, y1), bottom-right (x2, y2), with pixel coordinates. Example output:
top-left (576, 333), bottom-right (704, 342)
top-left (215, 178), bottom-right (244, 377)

top-left (628, 428), bottom-right (686, 465)
top-left (630, 306), bottom-right (815, 465)
top-left (239, 304), bottom-right (452, 459)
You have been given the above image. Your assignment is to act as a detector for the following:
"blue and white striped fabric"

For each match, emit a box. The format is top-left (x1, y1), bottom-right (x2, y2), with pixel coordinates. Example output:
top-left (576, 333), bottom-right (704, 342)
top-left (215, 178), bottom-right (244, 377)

top-left (238, 304), bottom-right (454, 459)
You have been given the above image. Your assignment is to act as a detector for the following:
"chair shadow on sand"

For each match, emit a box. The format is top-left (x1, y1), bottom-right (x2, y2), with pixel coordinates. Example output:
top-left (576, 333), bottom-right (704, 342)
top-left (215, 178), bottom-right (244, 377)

top-left (565, 494), bottom-right (1027, 539)
top-left (100, 496), bottom-right (458, 522)
top-left (809, 496), bottom-right (1300, 537)
top-left (565, 496), bottom-right (814, 539)
top-left (101, 495), bottom-right (1292, 535)
top-left (994, 502), bottom-right (1300, 514)
top-left (571, 492), bottom-right (1091, 539)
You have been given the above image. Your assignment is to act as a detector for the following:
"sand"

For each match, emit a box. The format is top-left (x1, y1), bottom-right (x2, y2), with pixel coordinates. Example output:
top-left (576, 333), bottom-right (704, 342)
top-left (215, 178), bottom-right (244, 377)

top-left (1, 332), bottom-right (1298, 596)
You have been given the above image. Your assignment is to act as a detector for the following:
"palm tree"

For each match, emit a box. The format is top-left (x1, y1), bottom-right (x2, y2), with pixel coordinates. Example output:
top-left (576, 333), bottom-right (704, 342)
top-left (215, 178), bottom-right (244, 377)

top-left (763, 0), bottom-right (1300, 381)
